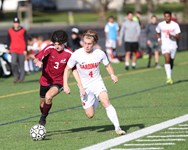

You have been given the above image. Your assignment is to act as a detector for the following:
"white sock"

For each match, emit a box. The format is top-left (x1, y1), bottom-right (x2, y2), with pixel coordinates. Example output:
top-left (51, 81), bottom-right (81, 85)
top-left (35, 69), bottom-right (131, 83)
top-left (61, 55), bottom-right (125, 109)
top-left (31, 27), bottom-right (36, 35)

top-left (132, 62), bottom-right (136, 67)
top-left (164, 64), bottom-right (172, 79)
top-left (24, 60), bottom-right (29, 72)
top-left (105, 105), bottom-right (120, 130)
top-left (125, 62), bottom-right (129, 66)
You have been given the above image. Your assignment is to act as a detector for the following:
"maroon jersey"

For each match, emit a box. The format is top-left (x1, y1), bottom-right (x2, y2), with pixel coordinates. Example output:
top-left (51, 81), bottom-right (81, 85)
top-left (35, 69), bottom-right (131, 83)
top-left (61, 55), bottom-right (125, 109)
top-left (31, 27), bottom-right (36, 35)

top-left (35, 44), bottom-right (73, 86)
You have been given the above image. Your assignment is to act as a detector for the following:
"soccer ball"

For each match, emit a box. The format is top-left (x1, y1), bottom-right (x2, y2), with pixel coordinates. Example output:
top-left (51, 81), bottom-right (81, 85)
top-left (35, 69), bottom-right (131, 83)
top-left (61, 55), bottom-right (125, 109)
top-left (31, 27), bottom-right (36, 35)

top-left (30, 124), bottom-right (46, 141)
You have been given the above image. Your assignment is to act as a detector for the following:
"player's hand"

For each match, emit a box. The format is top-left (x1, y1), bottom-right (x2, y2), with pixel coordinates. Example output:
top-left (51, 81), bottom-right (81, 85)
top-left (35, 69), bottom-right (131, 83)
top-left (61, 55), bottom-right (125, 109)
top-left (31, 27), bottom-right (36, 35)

top-left (118, 40), bottom-right (122, 46)
top-left (111, 74), bottom-right (118, 83)
top-left (79, 86), bottom-right (86, 97)
top-left (64, 85), bottom-right (71, 94)
top-left (147, 40), bottom-right (151, 45)
top-left (35, 61), bottom-right (43, 68)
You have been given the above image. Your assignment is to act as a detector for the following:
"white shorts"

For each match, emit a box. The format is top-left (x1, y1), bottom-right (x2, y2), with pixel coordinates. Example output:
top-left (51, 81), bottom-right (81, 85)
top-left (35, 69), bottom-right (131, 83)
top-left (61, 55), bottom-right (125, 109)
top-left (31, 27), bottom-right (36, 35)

top-left (161, 48), bottom-right (177, 59)
top-left (105, 39), bottom-right (117, 49)
top-left (81, 80), bottom-right (107, 109)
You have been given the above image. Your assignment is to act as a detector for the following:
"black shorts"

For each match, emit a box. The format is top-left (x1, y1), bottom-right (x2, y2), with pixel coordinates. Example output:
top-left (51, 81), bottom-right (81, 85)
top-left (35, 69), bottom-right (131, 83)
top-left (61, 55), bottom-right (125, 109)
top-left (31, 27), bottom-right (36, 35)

top-left (124, 42), bottom-right (139, 52)
top-left (40, 84), bottom-right (64, 98)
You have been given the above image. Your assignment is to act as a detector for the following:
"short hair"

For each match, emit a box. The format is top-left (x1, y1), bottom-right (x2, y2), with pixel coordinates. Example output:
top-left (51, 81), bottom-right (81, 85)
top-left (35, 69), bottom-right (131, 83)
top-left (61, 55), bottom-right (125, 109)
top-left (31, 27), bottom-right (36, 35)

top-left (164, 11), bottom-right (172, 16)
top-left (82, 30), bottom-right (98, 43)
top-left (51, 30), bottom-right (68, 44)
top-left (127, 11), bottom-right (133, 15)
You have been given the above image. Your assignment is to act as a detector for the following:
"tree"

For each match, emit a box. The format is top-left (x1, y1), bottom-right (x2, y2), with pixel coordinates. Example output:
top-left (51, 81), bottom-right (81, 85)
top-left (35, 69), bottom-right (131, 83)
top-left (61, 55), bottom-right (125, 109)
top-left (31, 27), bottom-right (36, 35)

top-left (81, 0), bottom-right (113, 22)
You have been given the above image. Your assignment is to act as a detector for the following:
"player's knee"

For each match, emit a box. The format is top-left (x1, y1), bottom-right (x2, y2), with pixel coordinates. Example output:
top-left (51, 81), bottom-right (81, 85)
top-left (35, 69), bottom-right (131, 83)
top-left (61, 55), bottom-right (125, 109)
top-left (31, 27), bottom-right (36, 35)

top-left (86, 112), bottom-right (94, 119)
top-left (45, 94), bottom-right (52, 104)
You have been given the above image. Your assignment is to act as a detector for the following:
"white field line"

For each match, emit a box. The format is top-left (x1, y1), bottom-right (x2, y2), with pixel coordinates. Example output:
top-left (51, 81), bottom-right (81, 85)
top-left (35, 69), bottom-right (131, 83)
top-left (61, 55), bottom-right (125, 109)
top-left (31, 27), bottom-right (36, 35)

top-left (80, 114), bottom-right (188, 150)
top-left (111, 148), bottom-right (164, 150)
top-left (161, 131), bottom-right (188, 134)
top-left (147, 135), bottom-right (188, 138)
top-left (136, 139), bottom-right (186, 142)
top-left (179, 124), bottom-right (188, 127)
top-left (168, 127), bottom-right (188, 130)
top-left (124, 143), bottom-right (175, 146)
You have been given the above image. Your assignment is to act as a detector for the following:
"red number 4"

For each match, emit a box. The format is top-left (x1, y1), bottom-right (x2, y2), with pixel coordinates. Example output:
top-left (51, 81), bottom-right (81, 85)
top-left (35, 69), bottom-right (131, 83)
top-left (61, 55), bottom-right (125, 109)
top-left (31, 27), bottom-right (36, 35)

top-left (89, 71), bottom-right (93, 78)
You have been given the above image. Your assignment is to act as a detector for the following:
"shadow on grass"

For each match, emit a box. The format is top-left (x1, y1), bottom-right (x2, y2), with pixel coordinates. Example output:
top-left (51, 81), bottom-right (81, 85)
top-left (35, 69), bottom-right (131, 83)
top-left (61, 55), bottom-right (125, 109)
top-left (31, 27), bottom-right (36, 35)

top-left (47, 123), bottom-right (145, 137)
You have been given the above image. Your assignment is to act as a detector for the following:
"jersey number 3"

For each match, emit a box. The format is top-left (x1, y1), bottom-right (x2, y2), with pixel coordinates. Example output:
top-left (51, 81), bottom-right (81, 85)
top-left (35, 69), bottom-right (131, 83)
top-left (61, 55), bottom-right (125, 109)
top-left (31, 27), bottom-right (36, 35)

top-left (54, 62), bottom-right (59, 69)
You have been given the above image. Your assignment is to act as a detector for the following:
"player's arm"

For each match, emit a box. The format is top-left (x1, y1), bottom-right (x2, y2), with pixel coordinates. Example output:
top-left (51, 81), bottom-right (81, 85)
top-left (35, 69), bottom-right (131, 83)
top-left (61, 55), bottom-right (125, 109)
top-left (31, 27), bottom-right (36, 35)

top-left (63, 65), bottom-right (72, 94)
top-left (169, 33), bottom-right (180, 40)
top-left (105, 63), bottom-right (118, 83)
top-left (72, 69), bottom-right (85, 96)
top-left (156, 32), bottom-right (161, 45)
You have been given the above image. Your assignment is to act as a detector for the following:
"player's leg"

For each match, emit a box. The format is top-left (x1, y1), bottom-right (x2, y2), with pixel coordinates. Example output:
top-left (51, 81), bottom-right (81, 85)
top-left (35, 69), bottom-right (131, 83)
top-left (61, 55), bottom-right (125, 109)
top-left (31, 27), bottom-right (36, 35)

top-left (124, 42), bottom-right (130, 70)
top-left (131, 42), bottom-right (139, 69)
top-left (18, 53), bottom-right (25, 82)
top-left (163, 52), bottom-right (173, 84)
top-left (99, 91), bottom-right (126, 135)
top-left (39, 85), bottom-right (60, 126)
top-left (81, 90), bottom-right (96, 118)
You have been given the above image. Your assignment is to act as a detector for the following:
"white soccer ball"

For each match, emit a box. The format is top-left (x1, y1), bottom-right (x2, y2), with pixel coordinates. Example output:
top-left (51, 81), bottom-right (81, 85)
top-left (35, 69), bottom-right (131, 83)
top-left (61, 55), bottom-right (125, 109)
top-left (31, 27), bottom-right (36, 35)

top-left (30, 124), bottom-right (46, 141)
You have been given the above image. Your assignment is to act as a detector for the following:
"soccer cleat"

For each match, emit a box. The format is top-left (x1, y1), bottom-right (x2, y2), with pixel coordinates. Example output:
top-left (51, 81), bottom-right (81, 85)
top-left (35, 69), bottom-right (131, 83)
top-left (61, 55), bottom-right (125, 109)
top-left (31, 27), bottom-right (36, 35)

top-left (115, 128), bottom-right (126, 135)
top-left (39, 119), bottom-right (46, 126)
top-left (125, 66), bottom-right (129, 70)
top-left (166, 78), bottom-right (173, 85)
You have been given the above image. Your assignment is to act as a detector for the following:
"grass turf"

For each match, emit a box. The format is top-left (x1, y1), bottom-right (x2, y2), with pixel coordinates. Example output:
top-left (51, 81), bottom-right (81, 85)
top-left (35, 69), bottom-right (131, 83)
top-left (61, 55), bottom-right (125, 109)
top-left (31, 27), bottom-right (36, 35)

top-left (0, 51), bottom-right (188, 150)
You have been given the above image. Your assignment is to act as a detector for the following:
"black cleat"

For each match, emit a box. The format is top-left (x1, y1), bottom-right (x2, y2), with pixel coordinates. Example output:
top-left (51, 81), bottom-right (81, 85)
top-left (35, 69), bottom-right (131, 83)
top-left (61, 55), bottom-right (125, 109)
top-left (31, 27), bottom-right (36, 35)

top-left (39, 119), bottom-right (46, 126)
top-left (125, 66), bottom-right (129, 70)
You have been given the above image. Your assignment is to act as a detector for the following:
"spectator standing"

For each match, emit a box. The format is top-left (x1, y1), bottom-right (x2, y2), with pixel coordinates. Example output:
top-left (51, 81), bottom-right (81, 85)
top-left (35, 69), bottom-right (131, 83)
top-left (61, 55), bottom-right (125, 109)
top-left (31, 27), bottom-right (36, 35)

top-left (156, 11), bottom-right (181, 84)
top-left (63, 30), bottom-right (126, 135)
top-left (7, 17), bottom-right (27, 83)
top-left (145, 15), bottom-right (161, 68)
top-left (68, 27), bottom-right (83, 51)
top-left (104, 16), bottom-right (120, 63)
top-left (119, 11), bottom-right (141, 70)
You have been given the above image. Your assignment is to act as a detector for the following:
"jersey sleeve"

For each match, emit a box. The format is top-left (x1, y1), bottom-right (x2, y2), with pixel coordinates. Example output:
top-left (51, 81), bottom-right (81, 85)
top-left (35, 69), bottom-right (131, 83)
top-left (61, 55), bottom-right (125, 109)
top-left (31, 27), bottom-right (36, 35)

top-left (35, 45), bottom-right (53, 61)
top-left (67, 52), bottom-right (77, 69)
top-left (101, 50), bottom-right (109, 66)
top-left (155, 23), bottom-right (161, 33)
top-left (175, 23), bottom-right (181, 34)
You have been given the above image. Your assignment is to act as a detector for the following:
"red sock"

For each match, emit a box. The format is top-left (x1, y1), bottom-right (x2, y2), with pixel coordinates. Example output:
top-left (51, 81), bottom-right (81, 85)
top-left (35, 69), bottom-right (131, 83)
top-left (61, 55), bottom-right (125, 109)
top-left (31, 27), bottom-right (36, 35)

top-left (42, 103), bottom-right (52, 116)
top-left (40, 106), bottom-right (43, 113)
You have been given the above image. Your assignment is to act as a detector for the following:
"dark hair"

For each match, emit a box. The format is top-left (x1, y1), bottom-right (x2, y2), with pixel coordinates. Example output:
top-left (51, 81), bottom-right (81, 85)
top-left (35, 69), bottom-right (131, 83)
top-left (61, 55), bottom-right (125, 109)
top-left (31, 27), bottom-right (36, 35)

top-left (51, 30), bottom-right (68, 44)
top-left (127, 11), bottom-right (133, 15)
top-left (164, 11), bottom-right (172, 16)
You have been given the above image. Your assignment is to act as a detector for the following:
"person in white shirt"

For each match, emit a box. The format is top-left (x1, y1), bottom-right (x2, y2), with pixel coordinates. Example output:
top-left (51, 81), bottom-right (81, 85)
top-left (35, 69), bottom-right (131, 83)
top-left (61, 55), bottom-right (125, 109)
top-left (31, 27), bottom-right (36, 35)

top-left (156, 11), bottom-right (181, 84)
top-left (63, 30), bottom-right (126, 135)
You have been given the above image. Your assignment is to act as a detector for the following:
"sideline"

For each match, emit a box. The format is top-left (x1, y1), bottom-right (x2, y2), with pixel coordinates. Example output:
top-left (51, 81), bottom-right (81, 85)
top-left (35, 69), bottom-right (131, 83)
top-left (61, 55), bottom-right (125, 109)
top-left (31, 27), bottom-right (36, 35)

top-left (80, 114), bottom-right (188, 150)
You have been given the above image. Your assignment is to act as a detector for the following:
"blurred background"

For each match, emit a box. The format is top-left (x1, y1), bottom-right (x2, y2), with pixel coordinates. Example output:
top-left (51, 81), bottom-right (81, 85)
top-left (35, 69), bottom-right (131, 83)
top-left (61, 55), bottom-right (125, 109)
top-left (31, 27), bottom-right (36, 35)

top-left (0, 0), bottom-right (188, 50)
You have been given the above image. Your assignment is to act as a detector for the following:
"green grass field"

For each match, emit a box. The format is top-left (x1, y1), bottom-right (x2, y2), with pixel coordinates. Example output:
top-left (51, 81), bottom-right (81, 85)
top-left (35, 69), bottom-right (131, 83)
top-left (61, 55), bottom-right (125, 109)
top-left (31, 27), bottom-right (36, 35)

top-left (0, 51), bottom-right (188, 150)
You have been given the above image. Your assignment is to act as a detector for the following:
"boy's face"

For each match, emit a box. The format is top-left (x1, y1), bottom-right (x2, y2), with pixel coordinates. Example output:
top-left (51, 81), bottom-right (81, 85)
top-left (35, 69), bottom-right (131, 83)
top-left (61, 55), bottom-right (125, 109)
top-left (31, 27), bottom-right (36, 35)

top-left (164, 13), bottom-right (171, 23)
top-left (83, 37), bottom-right (94, 53)
top-left (54, 42), bottom-right (65, 52)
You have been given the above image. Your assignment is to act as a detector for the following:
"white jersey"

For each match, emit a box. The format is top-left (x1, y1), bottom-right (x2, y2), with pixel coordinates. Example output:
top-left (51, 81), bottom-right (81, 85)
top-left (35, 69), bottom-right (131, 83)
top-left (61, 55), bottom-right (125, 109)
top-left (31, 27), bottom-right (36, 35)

top-left (156, 20), bottom-right (181, 50)
top-left (67, 47), bottom-right (109, 88)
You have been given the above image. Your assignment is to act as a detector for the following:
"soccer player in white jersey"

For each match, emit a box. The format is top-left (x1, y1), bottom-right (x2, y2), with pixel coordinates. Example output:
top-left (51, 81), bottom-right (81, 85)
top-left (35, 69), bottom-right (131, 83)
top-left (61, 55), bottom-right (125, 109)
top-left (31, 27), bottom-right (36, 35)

top-left (156, 11), bottom-right (181, 84)
top-left (63, 30), bottom-right (126, 135)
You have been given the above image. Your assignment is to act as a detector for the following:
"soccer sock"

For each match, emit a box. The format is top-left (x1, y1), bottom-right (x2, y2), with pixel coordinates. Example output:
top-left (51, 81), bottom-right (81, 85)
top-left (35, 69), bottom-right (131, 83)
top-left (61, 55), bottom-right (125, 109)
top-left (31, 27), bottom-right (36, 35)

top-left (40, 106), bottom-right (43, 114)
top-left (42, 103), bottom-right (52, 119)
top-left (132, 62), bottom-right (136, 67)
top-left (125, 62), bottom-right (129, 66)
top-left (105, 105), bottom-right (120, 130)
top-left (164, 64), bottom-right (172, 79)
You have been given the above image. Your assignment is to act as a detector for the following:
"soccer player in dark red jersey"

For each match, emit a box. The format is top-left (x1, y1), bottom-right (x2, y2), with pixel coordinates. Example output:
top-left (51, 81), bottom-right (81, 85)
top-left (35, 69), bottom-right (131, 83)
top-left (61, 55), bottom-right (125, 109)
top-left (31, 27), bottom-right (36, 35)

top-left (34, 30), bottom-right (78, 126)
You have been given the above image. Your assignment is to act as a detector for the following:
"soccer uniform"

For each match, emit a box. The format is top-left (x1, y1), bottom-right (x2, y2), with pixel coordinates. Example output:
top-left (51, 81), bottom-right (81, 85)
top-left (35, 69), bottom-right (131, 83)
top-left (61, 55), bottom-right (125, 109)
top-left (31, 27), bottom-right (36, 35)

top-left (35, 44), bottom-right (73, 87)
top-left (156, 20), bottom-right (181, 58)
top-left (67, 47), bottom-right (109, 109)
